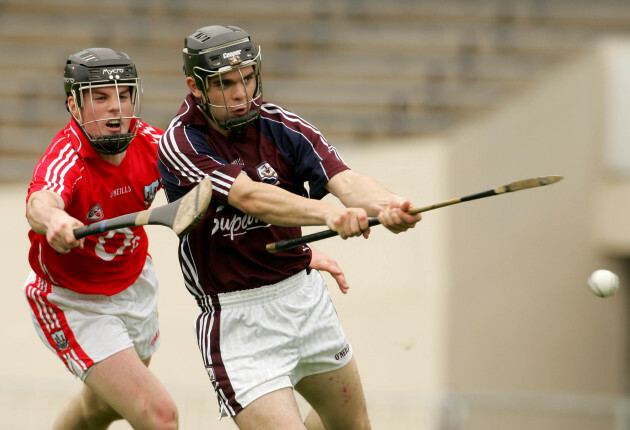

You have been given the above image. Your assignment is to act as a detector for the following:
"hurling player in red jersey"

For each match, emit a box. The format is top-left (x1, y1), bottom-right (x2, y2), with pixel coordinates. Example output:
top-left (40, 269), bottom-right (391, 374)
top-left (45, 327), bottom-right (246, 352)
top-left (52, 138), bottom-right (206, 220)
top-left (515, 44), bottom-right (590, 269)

top-left (158, 26), bottom-right (422, 429)
top-left (24, 48), bottom-right (178, 429)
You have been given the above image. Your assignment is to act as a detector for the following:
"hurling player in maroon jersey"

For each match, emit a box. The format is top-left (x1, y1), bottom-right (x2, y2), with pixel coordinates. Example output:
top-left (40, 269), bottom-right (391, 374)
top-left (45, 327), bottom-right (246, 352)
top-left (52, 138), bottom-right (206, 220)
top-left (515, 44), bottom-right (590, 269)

top-left (159, 26), bottom-right (421, 429)
top-left (24, 48), bottom-right (178, 429)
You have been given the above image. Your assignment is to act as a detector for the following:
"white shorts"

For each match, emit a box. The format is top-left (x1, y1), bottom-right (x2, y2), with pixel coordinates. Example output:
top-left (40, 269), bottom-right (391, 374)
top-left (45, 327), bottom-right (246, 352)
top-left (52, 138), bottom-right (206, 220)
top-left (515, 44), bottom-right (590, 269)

top-left (195, 269), bottom-right (353, 418)
top-left (24, 257), bottom-right (160, 381)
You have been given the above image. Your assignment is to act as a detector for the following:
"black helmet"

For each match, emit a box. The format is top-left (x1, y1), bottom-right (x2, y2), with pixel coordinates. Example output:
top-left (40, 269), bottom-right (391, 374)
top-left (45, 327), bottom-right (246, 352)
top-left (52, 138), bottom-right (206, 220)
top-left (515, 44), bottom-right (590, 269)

top-left (183, 26), bottom-right (262, 133)
top-left (64, 48), bottom-right (142, 154)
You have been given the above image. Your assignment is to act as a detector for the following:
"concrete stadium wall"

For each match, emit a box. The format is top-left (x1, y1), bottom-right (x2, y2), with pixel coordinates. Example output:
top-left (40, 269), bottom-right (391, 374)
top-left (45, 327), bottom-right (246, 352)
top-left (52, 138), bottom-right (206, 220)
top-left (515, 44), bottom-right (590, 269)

top-left (442, 39), bottom-right (630, 429)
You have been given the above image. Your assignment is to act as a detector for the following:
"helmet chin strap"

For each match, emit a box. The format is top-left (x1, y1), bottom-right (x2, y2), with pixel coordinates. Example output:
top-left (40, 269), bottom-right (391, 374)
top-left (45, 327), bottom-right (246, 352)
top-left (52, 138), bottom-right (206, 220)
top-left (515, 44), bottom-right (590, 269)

top-left (217, 109), bottom-right (259, 133)
top-left (72, 117), bottom-right (134, 155)
top-left (91, 133), bottom-right (134, 154)
top-left (74, 111), bottom-right (136, 154)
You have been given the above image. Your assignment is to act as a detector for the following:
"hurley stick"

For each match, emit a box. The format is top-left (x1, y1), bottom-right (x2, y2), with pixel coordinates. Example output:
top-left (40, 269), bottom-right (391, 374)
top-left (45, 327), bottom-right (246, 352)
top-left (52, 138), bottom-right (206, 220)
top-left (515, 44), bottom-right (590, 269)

top-left (74, 177), bottom-right (213, 239)
top-left (266, 175), bottom-right (563, 253)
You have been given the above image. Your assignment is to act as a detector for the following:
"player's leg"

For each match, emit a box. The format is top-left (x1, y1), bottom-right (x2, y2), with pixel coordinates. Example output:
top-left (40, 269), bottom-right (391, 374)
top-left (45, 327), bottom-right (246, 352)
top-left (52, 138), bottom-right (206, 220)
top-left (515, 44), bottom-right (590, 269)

top-left (84, 348), bottom-right (178, 430)
top-left (232, 388), bottom-right (329, 430)
top-left (83, 257), bottom-right (178, 429)
top-left (25, 259), bottom-right (177, 429)
top-left (52, 351), bottom-right (177, 430)
top-left (232, 387), bottom-right (306, 430)
top-left (52, 384), bottom-right (122, 430)
top-left (296, 357), bottom-right (371, 430)
top-left (303, 408), bottom-right (326, 430)
top-left (291, 269), bottom-right (370, 429)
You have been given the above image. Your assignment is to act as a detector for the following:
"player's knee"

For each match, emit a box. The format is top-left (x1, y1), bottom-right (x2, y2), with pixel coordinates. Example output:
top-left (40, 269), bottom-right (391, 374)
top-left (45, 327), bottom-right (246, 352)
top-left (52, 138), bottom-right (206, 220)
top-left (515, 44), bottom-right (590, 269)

top-left (144, 397), bottom-right (179, 430)
top-left (83, 389), bottom-right (178, 430)
top-left (156, 402), bottom-right (179, 430)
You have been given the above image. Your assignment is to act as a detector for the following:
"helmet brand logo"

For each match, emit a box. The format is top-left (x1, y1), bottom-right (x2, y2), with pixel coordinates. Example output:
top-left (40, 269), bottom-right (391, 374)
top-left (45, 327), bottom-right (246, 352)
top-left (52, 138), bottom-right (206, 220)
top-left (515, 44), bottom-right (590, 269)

top-left (222, 50), bottom-right (241, 59)
top-left (64, 77), bottom-right (75, 83)
top-left (102, 68), bottom-right (126, 79)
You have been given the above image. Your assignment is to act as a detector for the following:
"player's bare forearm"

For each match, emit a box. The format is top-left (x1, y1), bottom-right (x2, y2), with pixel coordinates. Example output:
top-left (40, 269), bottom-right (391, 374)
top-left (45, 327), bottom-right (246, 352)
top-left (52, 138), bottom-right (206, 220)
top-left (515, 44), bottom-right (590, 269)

top-left (326, 170), bottom-right (399, 215)
top-left (27, 190), bottom-right (84, 252)
top-left (228, 175), bottom-right (370, 238)
top-left (326, 170), bottom-right (421, 233)
top-left (27, 191), bottom-right (67, 234)
top-left (229, 175), bottom-right (335, 225)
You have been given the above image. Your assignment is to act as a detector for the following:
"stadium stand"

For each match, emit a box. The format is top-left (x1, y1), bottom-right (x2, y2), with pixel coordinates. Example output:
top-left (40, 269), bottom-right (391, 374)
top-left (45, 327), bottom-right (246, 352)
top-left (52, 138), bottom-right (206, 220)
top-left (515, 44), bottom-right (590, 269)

top-left (2, 0), bottom-right (630, 181)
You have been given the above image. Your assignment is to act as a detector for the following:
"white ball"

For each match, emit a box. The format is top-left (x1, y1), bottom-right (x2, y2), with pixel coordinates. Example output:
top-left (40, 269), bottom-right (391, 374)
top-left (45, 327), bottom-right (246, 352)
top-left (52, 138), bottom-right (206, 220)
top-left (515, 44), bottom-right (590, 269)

top-left (588, 270), bottom-right (619, 298)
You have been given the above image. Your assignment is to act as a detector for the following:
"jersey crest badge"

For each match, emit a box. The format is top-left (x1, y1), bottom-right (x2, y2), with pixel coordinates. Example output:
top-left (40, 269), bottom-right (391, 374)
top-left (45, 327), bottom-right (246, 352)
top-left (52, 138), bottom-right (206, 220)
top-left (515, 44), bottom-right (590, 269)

top-left (256, 162), bottom-right (279, 185)
top-left (86, 204), bottom-right (104, 221)
top-left (51, 330), bottom-right (70, 351)
top-left (144, 180), bottom-right (160, 207)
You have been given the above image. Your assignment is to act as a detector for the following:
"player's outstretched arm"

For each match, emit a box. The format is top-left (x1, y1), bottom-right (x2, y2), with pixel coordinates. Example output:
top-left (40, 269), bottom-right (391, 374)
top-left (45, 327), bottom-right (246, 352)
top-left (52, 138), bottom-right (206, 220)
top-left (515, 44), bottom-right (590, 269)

top-left (228, 174), bottom-right (371, 239)
top-left (27, 190), bottom-right (84, 253)
top-left (326, 170), bottom-right (422, 234)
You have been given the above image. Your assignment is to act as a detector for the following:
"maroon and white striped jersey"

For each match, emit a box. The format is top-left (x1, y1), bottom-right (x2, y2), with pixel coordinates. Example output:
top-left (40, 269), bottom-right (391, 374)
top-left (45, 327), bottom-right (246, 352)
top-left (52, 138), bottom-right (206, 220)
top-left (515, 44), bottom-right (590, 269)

top-left (158, 95), bottom-right (349, 298)
top-left (27, 118), bottom-right (163, 295)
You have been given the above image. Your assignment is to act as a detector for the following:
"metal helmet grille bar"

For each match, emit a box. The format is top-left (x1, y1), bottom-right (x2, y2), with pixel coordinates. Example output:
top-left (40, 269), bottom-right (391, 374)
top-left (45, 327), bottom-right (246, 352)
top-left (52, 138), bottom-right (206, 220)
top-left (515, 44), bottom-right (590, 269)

top-left (63, 47), bottom-right (142, 155)
top-left (192, 51), bottom-right (262, 133)
top-left (70, 78), bottom-right (142, 154)
top-left (183, 26), bottom-right (263, 134)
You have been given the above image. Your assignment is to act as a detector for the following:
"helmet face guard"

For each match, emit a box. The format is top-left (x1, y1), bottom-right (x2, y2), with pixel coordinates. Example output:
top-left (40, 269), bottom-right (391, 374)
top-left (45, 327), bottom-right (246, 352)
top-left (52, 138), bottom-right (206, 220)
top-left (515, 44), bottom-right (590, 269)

top-left (183, 26), bottom-right (263, 133)
top-left (69, 79), bottom-right (142, 154)
top-left (64, 48), bottom-right (142, 154)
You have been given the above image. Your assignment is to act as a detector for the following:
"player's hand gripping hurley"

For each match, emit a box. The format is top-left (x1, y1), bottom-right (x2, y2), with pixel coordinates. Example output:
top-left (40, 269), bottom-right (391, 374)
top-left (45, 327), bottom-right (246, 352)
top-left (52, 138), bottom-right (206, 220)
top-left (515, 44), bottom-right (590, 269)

top-left (266, 175), bottom-right (563, 253)
top-left (74, 178), bottom-right (213, 239)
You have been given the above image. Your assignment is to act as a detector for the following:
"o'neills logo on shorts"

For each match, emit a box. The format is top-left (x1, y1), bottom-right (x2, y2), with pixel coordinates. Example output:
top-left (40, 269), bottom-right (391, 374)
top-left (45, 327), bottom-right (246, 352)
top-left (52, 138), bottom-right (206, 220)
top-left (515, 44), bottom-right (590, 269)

top-left (335, 343), bottom-right (350, 360)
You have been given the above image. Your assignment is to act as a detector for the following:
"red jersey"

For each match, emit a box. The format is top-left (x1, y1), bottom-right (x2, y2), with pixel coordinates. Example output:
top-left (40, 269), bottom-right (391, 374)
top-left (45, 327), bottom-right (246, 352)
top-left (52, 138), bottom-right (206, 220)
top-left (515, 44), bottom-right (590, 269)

top-left (27, 119), bottom-right (163, 295)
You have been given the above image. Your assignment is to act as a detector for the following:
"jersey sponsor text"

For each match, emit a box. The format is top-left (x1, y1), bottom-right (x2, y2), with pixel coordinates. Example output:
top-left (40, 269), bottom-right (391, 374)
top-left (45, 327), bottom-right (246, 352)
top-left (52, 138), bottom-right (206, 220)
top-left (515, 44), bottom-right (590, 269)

top-left (110, 185), bottom-right (131, 198)
top-left (212, 210), bottom-right (268, 240)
